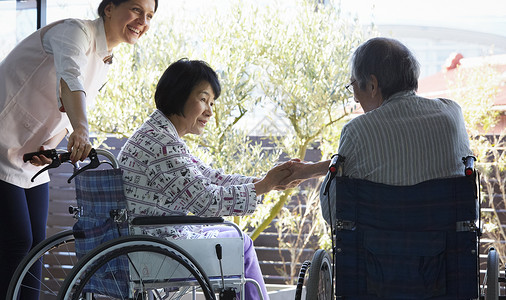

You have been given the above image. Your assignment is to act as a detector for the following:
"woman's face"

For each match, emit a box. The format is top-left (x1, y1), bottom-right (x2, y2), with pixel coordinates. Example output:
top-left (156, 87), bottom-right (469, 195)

top-left (103, 0), bottom-right (156, 50)
top-left (170, 81), bottom-right (215, 137)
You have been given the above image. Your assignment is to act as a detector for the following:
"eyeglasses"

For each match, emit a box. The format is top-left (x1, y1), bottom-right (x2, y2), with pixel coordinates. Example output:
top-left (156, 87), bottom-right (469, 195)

top-left (345, 79), bottom-right (356, 93)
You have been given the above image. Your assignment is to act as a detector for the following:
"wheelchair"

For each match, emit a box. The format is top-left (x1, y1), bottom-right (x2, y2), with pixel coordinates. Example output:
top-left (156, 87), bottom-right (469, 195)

top-left (295, 155), bottom-right (504, 300)
top-left (8, 148), bottom-right (263, 300)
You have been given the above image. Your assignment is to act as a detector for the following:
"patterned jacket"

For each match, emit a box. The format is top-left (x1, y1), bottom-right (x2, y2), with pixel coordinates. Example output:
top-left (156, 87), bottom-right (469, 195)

top-left (118, 109), bottom-right (258, 239)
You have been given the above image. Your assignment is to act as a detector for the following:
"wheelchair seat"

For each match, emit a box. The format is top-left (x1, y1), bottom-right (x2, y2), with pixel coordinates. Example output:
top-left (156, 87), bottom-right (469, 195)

top-left (70, 165), bottom-right (251, 299)
top-left (324, 174), bottom-right (479, 299)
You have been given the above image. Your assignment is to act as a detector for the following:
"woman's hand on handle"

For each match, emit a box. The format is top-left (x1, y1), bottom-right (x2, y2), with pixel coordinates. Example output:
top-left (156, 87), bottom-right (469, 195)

top-left (27, 146), bottom-right (53, 166)
top-left (67, 128), bottom-right (92, 163)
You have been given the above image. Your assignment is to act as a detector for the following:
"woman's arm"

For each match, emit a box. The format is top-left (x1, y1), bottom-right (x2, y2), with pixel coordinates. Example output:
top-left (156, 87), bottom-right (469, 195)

top-left (194, 157), bottom-right (255, 186)
top-left (43, 20), bottom-right (94, 163)
top-left (59, 79), bottom-right (92, 163)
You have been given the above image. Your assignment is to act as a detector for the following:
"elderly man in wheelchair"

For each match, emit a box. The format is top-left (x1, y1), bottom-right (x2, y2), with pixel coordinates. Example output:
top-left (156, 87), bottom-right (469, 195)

top-left (282, 37), bottom-right (500, 300)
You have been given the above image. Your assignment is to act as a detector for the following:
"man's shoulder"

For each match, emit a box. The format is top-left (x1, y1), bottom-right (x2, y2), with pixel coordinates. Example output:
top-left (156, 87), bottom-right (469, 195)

top-left (434, 97), bottom-right (461, 107)
top-left (418, 96), bottom-right (464, 115)
top-left (343, 107), bottom-right (382, 129)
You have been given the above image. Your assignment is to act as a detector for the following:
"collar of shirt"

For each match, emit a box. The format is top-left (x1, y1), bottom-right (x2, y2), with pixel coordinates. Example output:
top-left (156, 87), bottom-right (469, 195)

top-left (151, 110), bottom-right (183, 142)
top-left (381, 90), bottom-right (416, 106)
top-left (92, 18), bottom-right (113, 64)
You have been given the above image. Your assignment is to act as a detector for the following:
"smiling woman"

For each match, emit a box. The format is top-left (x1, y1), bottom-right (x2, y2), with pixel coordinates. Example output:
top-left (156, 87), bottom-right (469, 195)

top-left (0, 1), bottom-right (158, 299)
top-left (99, 0), bottom-right (157, 49)
top-left (117, 58), bottom-right (301, 299)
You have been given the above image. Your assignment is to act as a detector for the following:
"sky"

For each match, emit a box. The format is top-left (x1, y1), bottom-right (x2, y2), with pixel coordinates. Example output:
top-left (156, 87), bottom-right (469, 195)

top-left (2, 0), bottom-right (505, 38)
top-left (1, 0), bottom-right (505, 66)
top-left (339, 0), bottom-right (506, 37)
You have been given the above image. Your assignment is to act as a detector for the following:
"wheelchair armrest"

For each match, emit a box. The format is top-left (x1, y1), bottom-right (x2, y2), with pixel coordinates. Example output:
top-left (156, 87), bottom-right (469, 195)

top-left (131, 215), bottom-right (225, 226)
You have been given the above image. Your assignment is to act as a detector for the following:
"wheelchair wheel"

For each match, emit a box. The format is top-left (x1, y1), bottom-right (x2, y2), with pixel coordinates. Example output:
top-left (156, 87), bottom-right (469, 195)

top-left (486, 247), bottom-right (499, 300)
top-left (57, 235), bottom-right (216, 300)
top-left (306, 249), bottom-right (333, 300)
top-left (6, 230), bottom-right (76, 299)
top-left (295, 260), bottom-right (311, 300)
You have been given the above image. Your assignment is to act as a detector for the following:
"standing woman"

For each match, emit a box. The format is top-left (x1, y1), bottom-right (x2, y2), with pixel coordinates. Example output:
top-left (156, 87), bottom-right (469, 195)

top-left (0, 0), bottom-right (157, 298)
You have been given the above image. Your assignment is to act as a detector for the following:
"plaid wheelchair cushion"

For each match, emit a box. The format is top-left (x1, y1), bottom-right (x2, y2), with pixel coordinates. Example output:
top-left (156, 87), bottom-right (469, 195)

top-left (73, 168), bottom-right (130, 298)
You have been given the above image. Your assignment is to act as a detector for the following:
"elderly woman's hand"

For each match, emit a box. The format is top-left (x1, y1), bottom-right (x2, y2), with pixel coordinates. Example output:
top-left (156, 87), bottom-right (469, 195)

top-left (275, 159), bottom-right (331, 189)
top-left (254, 161), bottom-right (294, 195)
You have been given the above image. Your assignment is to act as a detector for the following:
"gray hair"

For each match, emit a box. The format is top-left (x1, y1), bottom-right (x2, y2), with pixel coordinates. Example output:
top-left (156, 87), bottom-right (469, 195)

top-left (351, 37), bottom-right (420, 100)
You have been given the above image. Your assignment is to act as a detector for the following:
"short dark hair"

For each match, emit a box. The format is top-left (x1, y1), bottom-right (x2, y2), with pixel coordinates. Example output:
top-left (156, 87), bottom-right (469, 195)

top-left (97, 0), bottom-right (158, 18)
top-left (351, 37), bottom-right (420, 100)
top-left (155, 59), bottom-right (221, 117)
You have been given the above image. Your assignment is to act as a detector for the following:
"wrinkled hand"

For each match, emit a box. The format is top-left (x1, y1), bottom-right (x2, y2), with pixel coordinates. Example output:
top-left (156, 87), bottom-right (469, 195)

top-left (264, 160), bottom-right (294, 188)
top-left (255, 159), bottom-right (324, 194)
top-left (27, 146), bottom-right (53, 166)
top-left (276, 161), bottom-right (315, 188)
top-left (254, 160), bottom-right (293, 195)
top-left (271, 159), bottom-right (305, 190)
top-left (67, 127), bottom-right (92, 163)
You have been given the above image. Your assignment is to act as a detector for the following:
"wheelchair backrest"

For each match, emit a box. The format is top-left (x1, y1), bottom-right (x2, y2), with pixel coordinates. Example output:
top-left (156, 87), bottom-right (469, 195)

top-left (327, 175), bottom-right (479, 299)
top-left (73, 168), bottom-right (130, 298)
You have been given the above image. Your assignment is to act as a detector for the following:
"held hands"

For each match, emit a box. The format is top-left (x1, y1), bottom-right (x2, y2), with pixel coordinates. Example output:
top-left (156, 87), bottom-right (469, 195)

top-left (276, 160), bottom-right (317, 188)
top-left (255, 159), bottom-right (318, 195)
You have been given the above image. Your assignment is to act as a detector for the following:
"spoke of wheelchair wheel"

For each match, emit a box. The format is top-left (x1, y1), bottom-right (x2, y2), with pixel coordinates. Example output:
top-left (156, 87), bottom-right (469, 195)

top-left (20, 276), bottom-right (59, 297)
top-left (86, 260), bottom-right (127, 299)
top-left (109, 264), bottom-right (126, 299)
top-left (45, 253), bottom-right (67, 287)
top-left (168, 287), bottom-right (185, 300)
top-left (21, 252), bottom-right (68, 296)
top-left (41, 240), bottom-right (76, 295)
top-left (151, 252), bottom-right (169, 285)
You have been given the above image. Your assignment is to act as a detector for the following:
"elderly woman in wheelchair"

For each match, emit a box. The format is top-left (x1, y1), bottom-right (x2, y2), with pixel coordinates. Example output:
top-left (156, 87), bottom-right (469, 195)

top-left (10, 59), bottom-right (298, 300)
top-left (112, 58), bottom-right (297, 299)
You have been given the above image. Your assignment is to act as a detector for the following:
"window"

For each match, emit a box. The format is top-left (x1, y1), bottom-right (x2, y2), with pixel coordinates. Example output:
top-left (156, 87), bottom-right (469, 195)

top-left (0, 0), bottom-right (39, 59)
top-left (0, 0), bottom-right (99, 60)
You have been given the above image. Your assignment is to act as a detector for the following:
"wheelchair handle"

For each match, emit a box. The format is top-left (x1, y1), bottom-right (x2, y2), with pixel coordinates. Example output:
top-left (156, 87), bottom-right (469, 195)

top-left (23, 149), bottom-right (59, 163)
top-left (23, 148), bottom-right (119, 182)
top-left (328, 154), bottom-right (345, 175)
top-left (24, 148), bottom-right (118, 168)
top-left (324, 154), bottom-right (345, 196)
top-left (462, 155), bottom-right (476, 177)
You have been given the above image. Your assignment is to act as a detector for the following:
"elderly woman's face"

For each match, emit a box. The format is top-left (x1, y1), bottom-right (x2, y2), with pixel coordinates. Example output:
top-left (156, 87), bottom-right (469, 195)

top-left (171, 81), bottom-right (215, 137)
